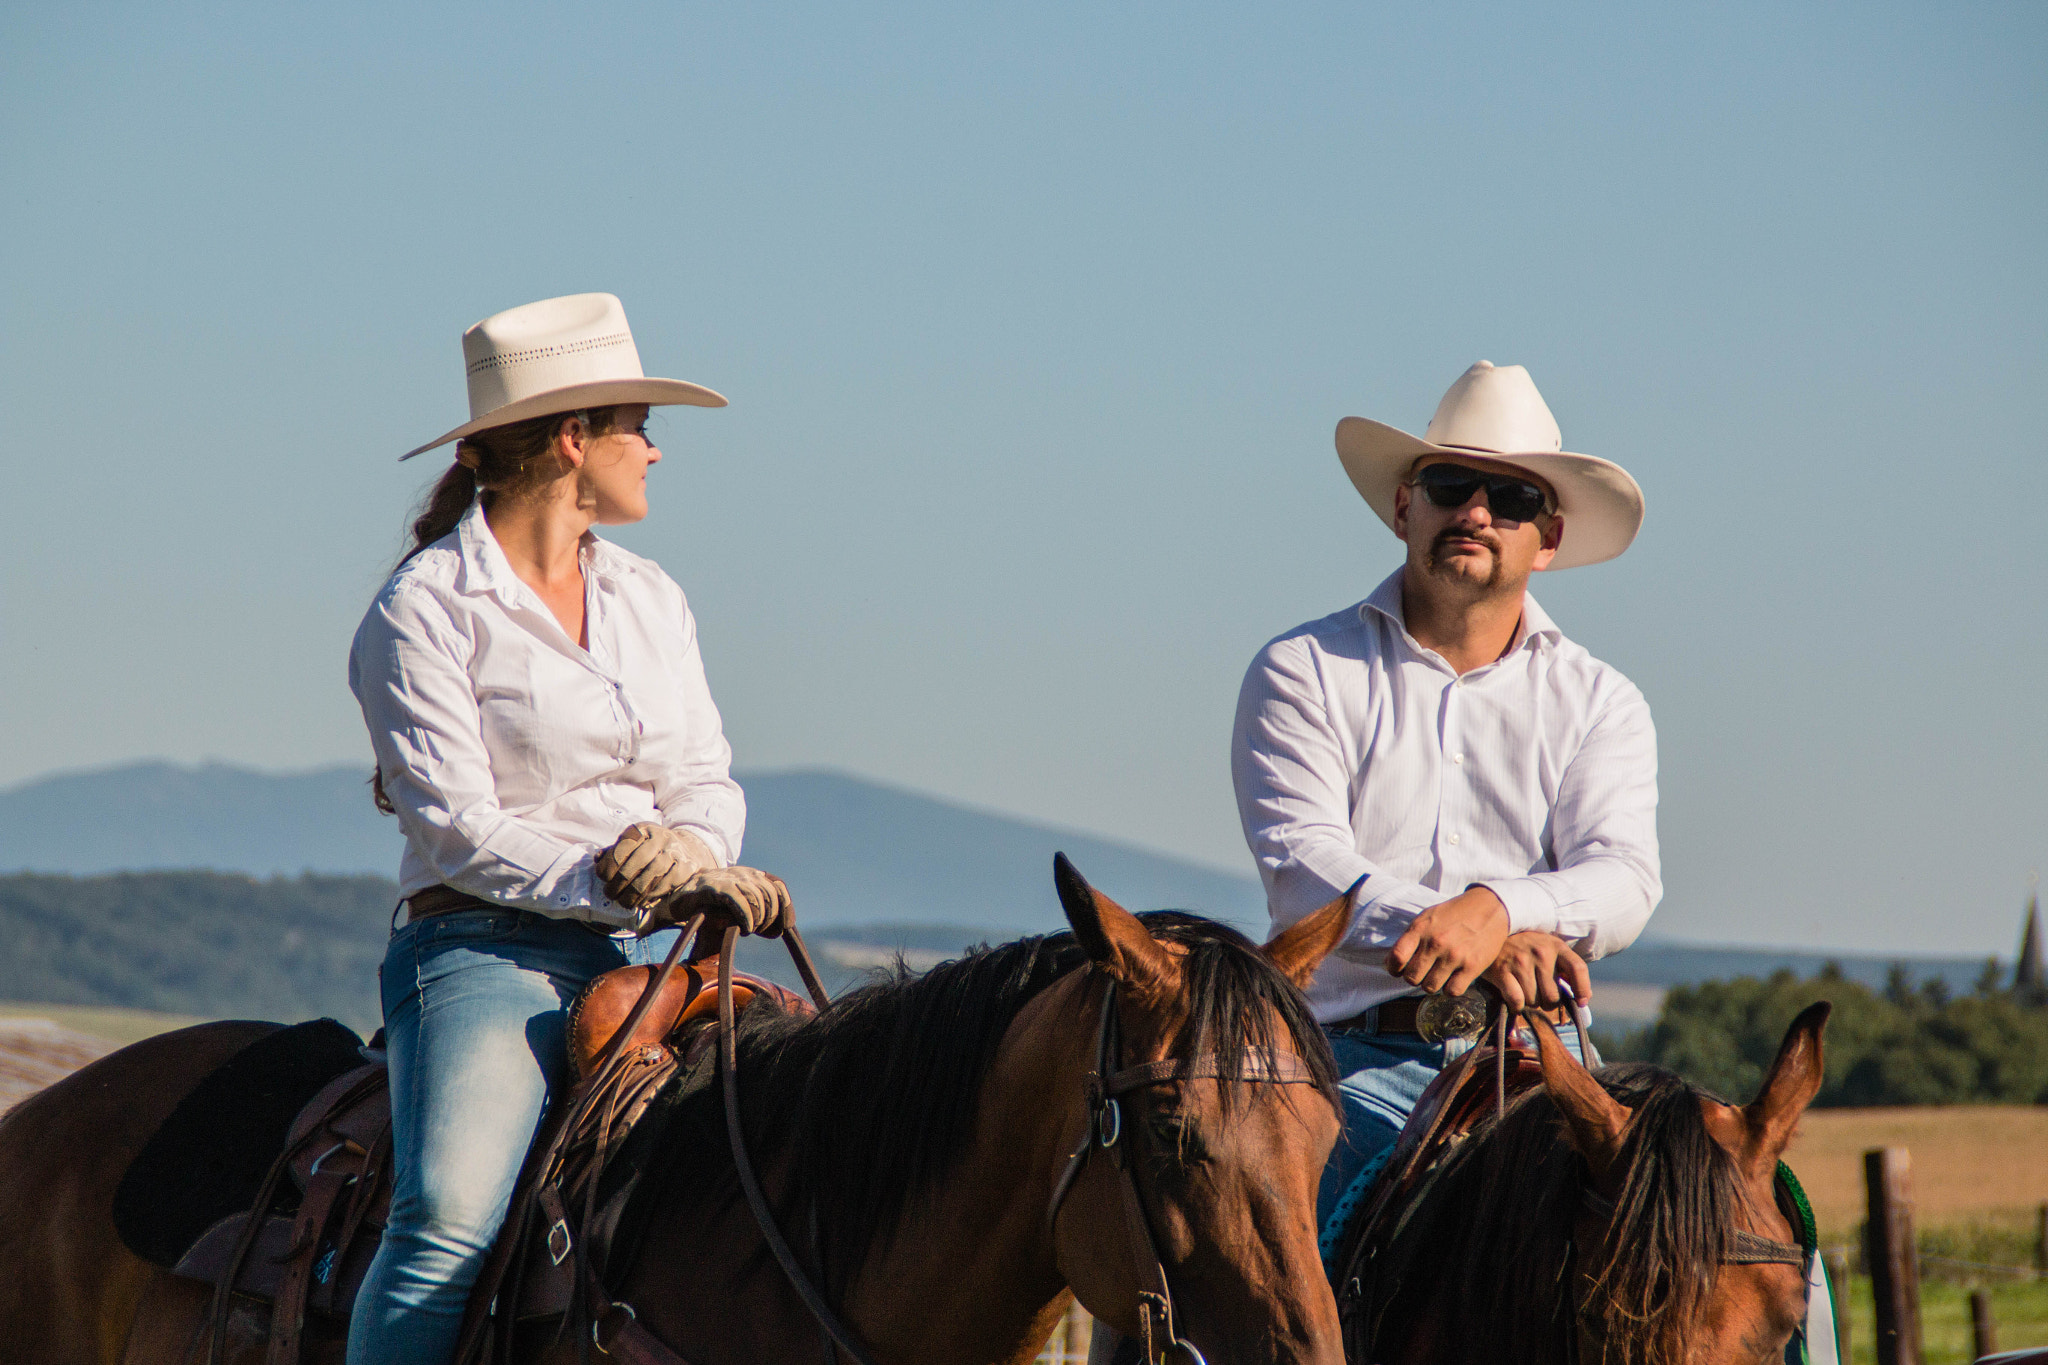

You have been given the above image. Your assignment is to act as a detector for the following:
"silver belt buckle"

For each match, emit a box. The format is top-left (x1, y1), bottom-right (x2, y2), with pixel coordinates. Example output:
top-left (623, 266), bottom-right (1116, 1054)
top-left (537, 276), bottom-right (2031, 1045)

top-left (1415, 989), bottom-right (1489, 1044)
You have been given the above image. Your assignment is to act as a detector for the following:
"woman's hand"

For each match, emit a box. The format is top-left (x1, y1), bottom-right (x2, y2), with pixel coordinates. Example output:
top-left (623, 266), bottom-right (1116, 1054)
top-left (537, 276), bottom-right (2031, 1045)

top-left (1482, 931), bottom-right (1592, 1012)
top-left (651, 866), bottom-right (792, 939)
top-left (596, 823), bottom-right (717, 910)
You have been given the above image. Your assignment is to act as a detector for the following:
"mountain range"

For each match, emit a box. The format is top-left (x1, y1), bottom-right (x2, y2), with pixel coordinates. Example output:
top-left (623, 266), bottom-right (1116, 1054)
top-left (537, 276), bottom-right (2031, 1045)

top-left (0, 762), bottom-right (2003, 1026)
top-left (0, 761), bottom-right (1263, 936)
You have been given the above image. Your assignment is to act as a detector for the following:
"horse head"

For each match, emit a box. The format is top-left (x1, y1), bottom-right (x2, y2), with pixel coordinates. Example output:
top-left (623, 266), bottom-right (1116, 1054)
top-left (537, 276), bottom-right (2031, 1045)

top-left (1534, 1002), bottom-right (1830, 1365)
top-left (1044, 854), bottom-right (1349, 1365)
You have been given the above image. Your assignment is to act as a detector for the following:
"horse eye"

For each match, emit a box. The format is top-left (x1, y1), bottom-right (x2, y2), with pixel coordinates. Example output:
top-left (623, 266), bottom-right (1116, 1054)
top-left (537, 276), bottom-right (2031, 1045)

top-left (1147, 1113), bottom-right (1206, 1163)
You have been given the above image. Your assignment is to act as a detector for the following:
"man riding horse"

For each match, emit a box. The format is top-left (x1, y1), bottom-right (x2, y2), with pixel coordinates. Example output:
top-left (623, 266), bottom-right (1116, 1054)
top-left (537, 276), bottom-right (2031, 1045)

top-left (1231, 360), bottom-right (1655, 1243)
top-left (1229, 361), bottom-right (1837, 1364)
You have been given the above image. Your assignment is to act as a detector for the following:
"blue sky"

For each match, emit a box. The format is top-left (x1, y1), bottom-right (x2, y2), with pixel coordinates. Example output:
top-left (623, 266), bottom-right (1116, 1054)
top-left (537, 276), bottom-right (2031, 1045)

top-left (2, 2), bottom-right (2042, 955)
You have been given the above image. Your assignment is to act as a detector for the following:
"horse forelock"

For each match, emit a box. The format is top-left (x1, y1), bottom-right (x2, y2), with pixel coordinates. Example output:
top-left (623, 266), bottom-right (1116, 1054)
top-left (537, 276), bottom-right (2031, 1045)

top-left (704, 910), bottom-right (1337, 1283)
top-left (1374, 1061), bottom-right (1745, 1365)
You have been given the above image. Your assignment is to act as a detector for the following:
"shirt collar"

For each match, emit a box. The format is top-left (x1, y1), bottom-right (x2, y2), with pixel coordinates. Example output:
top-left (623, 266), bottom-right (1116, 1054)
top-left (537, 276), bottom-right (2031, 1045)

top-left (453, 496), bottom-right (637, 596)
top-left (1359, 567), bottom-right (1562, 659)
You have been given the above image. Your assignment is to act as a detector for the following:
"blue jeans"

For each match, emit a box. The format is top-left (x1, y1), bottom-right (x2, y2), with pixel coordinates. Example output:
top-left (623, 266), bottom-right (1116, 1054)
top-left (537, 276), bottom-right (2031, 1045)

top-left (347, 910), bottom-right (667, 1365)
top-left (1316, 1018), bottom-right (1587, 1266)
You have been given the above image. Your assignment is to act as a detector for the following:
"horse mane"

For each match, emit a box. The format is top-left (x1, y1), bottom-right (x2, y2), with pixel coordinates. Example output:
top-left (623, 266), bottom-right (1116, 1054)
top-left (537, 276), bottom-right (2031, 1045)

top-left (1370, 1062), bottom-right (1748, 1365)
top-left (653, 911), bottom-right (1337, 1284)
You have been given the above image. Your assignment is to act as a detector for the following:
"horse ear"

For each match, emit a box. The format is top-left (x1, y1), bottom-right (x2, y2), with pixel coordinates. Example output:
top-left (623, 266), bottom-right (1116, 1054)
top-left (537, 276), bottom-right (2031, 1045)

top-left (1530, 1013), bottom-right (1631, 1180)
top-left (1053, 853), bottom-right (1173, 995)
top-left (1262, 893), bottom-right (1351, 989)
top-left (1742, 1001), bottom-right (1830, 1164)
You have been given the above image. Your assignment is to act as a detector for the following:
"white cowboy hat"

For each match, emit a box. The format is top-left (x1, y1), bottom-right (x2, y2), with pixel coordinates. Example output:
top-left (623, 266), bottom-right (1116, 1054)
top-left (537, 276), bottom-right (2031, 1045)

top-left (1334, 361), bottom-right (1644, 569)
top-left (400, 292), bottom-right (727, 460)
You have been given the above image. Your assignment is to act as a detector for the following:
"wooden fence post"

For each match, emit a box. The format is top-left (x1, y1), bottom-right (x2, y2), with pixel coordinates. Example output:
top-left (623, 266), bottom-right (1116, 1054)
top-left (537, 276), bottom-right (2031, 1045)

top-left (1865, 1147), bottom-right (1923, 1365)
top-left (1824, 1248), bottom-right (1852, 1363)
top-left (1969, 1290), bottom-right (1997, 1360)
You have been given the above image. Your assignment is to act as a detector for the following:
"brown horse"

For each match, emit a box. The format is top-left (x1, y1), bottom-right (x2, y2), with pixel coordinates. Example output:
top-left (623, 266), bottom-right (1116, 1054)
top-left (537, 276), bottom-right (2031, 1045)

top-left (1351, 1003), bottom-right (1830, 1365)
top-left (0, 861), bottom-right (1351, 1365)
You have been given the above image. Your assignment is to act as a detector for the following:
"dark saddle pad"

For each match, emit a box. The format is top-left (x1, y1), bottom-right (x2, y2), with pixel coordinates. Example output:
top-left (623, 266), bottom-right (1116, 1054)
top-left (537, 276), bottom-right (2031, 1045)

top-left (112, 1018), bottom-right (368, 1268)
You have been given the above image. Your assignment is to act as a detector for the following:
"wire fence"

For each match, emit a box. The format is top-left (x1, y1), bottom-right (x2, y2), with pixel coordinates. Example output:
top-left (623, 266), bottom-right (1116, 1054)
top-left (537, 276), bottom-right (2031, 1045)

top-left (1822, 1242), bottom-right (2045, 1283)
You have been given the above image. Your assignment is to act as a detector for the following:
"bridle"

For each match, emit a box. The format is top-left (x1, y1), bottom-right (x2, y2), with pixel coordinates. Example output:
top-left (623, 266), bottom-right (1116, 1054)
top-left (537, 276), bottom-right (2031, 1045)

top-left (1044, 975), bottom-right (1324, 1365)
top-left (1346, 987), bottom-right (1816, 1365)
top-left (1566, 1177), bottom-right (1814, 1365)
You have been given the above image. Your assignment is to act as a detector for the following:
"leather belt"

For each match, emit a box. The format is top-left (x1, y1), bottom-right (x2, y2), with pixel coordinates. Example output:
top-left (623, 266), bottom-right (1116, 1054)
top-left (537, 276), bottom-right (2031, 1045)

top-left (1329, 997), bottom-right (1573, 1037)
top-left (1329, 997), bottom-right (1427, 1035)
top-left (405, 884), bottom-right (498, 923)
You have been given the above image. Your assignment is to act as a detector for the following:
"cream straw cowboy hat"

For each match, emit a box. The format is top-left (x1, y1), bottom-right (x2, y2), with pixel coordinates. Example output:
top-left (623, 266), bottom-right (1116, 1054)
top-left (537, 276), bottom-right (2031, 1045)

top-left (1334, 361), bottom-right (1644, 569)
top-left (401, 292), bottom-right (726, 460)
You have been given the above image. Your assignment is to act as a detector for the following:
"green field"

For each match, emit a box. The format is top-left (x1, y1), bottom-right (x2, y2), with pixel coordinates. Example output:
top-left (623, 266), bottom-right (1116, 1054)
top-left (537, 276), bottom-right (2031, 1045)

top-left (1837, 1275), bottom-right (2047, 1364)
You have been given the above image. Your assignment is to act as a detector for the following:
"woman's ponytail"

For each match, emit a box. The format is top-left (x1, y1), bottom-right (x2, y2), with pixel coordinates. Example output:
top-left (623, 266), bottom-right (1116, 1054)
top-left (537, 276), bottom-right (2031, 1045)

top-left (403, 458), bottom-right (479, 564)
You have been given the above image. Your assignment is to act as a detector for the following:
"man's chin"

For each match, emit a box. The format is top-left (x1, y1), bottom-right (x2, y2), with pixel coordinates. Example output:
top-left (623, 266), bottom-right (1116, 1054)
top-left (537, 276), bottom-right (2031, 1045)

top-left (1424, 550), bottom-right (1500, 585)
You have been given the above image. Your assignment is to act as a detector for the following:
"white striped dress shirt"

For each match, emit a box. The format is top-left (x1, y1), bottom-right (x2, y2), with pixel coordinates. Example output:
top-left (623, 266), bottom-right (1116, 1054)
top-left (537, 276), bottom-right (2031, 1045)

top-left (1232, 569), bottom-right (1661, 1021)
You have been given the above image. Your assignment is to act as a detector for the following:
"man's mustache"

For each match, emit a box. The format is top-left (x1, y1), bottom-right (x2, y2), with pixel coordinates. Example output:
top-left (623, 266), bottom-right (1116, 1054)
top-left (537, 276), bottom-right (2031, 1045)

top-left (1432, 526), bottom-right (1499, 555)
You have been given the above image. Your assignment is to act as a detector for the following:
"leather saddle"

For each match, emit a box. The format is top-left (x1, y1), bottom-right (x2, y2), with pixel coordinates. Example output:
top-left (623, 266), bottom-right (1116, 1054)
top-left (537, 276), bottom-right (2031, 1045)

top-left (139, 953), bottom-right (807, 1363)
top-left (1328, 1036), bottom-right (1548, 1359)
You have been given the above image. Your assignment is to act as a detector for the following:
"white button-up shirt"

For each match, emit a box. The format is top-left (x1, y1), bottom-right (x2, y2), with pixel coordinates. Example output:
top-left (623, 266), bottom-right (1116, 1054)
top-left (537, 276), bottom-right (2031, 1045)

top-left (1231, 569), bottom-right (1660, 1021)
top-left (349, 497), bottom-right (745, 926)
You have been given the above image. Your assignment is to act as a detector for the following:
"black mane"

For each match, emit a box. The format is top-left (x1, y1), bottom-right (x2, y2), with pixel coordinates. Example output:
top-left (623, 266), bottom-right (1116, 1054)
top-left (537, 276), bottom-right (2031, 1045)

top-left (633, 911), bottom-right (1336, 1283)
top-left (1369, 1062), bottom-right (1749, 1365)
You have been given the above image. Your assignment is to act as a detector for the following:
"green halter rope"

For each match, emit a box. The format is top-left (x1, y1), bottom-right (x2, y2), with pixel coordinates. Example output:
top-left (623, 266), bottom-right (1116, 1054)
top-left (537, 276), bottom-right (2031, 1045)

top-left (1775, 1162), bottom-right (1820, 1365)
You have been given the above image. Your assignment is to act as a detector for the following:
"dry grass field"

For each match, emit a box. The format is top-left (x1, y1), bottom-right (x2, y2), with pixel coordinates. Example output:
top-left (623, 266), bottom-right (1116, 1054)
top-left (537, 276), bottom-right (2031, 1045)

top-left (1785, 1107), bottom-right (2048, 1364)
top-left (1785, 1106), bottom-right (2048, 1235)
top-left (0, 1002), bottom-right (208, 1114)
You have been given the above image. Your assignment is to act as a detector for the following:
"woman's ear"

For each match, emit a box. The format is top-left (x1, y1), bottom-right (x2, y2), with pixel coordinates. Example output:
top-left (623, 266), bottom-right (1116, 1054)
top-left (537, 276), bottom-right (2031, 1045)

top-left (554, 415), bottom-right (589, 469)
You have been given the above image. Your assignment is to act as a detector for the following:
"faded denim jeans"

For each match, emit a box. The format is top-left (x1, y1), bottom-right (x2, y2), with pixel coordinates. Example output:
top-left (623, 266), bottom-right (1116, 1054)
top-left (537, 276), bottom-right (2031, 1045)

top-left (346, 909), bottom-right (672, 1365)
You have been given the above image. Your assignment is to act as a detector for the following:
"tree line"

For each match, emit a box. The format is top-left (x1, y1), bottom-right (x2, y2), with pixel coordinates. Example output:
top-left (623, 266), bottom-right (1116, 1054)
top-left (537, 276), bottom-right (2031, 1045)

top-left (1605, 962), bottom-right (2048, 1106)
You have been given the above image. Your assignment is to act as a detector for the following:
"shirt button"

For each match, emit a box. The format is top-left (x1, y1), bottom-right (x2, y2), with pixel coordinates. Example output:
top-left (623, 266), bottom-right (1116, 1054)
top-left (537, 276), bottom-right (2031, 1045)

top-left (1448, 833), bottom-right (1461, 846)
top-left (1452, 753), bottom-right (1465, 764)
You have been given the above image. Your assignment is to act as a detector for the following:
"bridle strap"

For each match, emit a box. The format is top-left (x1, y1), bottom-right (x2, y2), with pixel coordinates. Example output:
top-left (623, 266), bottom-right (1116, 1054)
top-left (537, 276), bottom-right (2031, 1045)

top-left (1045, 975), bottom-right (1320, 1365)
top-left (1579, 1187), bottom-right (1810, 1266)
top-left (1105, 1052), bottom-right (1319, 1094)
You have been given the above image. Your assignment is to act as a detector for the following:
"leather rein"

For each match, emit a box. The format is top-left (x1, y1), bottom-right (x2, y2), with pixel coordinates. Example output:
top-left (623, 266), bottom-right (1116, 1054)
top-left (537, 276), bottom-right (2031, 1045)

top-left (1044, 976), bottom-right (1323, 1365)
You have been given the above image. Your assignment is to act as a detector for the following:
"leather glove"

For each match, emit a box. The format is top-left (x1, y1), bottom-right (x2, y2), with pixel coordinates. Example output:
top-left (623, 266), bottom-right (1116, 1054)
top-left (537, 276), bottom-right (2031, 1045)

top-left (642, 866), bottom-right (792, 939)
top-left (595, 823), bottom-right (717, 912)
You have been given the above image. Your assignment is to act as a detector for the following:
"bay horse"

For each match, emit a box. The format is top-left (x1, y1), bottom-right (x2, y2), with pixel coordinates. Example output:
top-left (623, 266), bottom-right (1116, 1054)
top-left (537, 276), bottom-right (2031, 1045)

top-left (0, 858), bottom-right (1351, 1365)
top-left (1350, 1002), bottom-right (1830, 1365)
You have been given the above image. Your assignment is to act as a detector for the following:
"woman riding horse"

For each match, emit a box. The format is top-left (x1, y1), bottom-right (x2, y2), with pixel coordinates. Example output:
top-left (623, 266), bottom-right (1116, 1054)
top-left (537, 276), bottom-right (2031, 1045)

top-left (348, 292), bottom-right (789, 1365)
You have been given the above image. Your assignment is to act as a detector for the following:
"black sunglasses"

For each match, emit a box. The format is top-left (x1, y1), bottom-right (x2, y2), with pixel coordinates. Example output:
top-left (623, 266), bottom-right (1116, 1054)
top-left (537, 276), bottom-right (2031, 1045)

top-left (1409, 463), bottom-right (1553, 522)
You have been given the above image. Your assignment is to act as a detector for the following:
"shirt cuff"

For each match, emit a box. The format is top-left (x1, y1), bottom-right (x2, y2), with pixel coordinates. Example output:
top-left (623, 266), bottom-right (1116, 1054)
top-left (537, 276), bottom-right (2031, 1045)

top-left (1347, 873), bottom-right (1447, 949)
top-left (523, 848), bottom-right (634, 925)
top-left (1479, 877), bottom-right (1576, 937)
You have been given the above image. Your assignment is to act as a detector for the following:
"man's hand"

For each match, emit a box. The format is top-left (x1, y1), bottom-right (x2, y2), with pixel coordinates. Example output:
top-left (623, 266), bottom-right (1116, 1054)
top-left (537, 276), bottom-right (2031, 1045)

top-left (596, 823), bottom-right (717, 910)
top-left (647, 866), bottom-right (793, 939)
top-left (1484, 931), bottom-right (1592, 1012)
top-left (1387, 886), bottom-right (1510, 997)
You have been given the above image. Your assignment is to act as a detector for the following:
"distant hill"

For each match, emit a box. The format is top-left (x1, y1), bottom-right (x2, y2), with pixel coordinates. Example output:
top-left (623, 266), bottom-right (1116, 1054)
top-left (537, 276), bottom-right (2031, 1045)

top-left (0, 762), bottom-right (2004, 1028)
top-left (0, 762), bottom-right (1265, 934)
top-left (0, 871), bottom-right (392, 1032)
